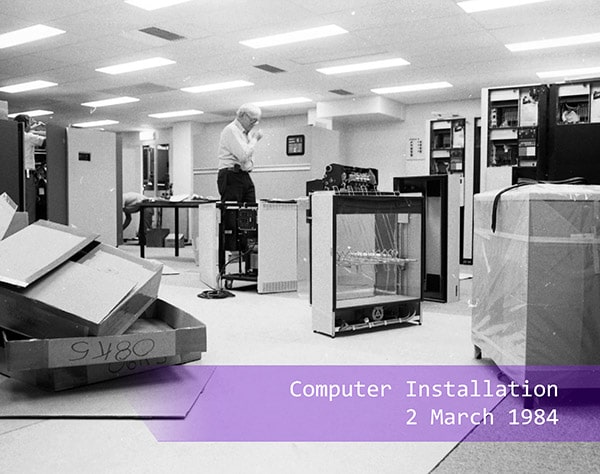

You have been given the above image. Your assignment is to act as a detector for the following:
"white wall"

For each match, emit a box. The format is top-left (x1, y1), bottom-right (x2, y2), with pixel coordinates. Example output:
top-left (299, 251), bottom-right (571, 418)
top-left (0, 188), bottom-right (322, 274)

top-left (192, 114), bottom-right (339, 200)
top-left (121, 128), bottom-right (173, 160)
top-left (172, 122), bottom-right (195, 196)
top-left (120, 99), bottom-right (483, 206)
top-left (337, 99), bottom-right (481, 191)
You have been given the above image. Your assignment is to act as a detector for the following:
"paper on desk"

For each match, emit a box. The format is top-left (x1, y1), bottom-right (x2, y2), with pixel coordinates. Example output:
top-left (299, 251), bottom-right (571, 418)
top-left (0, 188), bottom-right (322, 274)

top-left (169, 194), bottom-right (190, 202)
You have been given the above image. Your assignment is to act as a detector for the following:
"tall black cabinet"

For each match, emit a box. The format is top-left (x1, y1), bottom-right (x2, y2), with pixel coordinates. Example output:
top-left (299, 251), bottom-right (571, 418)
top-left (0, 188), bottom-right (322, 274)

top-left (540, 81), bottom-right (600, 184)
top-left (0, 120), bottom-right (20, 209)
top-left (45, 124), bottom-right (68, 224)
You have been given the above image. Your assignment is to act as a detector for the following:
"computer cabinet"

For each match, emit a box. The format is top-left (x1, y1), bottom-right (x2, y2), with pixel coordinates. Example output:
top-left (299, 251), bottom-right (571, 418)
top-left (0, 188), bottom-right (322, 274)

top-left (481, 84), bottom-right (549, 191)
top-left (540, 81), bottom-right (600, 184)
top-left (0, 121), bottom-right (68, 224)
top-left (484, 85), bottom-right (548, 168)
top-left (483, 81), bottom-right (600, 188)
top-left (310, 191), bottom-right (423, 337)
top-left (429, 118), bottom-right (466, 175)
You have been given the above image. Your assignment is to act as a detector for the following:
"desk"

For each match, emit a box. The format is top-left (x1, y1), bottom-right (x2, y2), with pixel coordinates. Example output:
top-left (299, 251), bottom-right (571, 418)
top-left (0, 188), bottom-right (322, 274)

top-left (138, 199), bottom-right (214, 258)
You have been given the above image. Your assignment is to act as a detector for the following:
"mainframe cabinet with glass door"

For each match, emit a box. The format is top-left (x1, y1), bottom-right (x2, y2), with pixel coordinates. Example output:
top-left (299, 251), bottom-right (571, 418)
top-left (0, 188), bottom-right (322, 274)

top-left (310, 191), bottom-right (424, 337)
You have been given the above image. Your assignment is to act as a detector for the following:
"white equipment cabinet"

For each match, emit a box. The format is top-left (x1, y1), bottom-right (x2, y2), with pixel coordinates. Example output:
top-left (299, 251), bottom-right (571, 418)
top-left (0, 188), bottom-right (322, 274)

top-left (196, 200), bottom-right (297, 294)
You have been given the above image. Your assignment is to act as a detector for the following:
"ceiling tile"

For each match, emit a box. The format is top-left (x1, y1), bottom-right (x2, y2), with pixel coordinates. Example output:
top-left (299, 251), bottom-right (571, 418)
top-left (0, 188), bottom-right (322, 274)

top-left (0, 0), bottom-right (595, 131)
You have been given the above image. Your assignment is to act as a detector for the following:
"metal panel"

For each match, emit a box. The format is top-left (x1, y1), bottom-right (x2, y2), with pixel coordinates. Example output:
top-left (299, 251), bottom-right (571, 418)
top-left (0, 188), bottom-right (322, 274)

top-left (0, 220), bottom-right (98, 287)
top-left (196, 202), bottom-right (220, 290)
top-left (257, 201), bottom-right (298, 294)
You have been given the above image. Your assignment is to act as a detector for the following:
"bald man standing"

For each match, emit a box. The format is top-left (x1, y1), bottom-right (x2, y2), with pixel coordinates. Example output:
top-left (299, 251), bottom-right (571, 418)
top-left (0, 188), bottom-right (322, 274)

top-left (216, 103), bottom-right (263, 203)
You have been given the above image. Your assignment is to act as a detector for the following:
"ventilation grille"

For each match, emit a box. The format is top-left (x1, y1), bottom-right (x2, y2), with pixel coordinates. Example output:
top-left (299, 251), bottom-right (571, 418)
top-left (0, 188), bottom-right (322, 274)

top-left (101, 82), bottom-right (176, 96)
top-left (259, 280), bottom-right (298, 294)
top-left (254, 64), bottom-right (287, 74)
top-left (139, 27), bottom-right (185, 41)
top-left (329, 89), bottom-right (354, 96)
top-left (261, 202), bottom-right (297, 211)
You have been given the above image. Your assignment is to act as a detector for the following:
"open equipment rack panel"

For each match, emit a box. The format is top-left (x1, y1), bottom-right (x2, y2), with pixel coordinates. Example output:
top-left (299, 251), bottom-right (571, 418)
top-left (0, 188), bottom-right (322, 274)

top-left (219, 202), bottom-right (259, 289)
top-left (310, 191), bottom-right (424, 337)
top-left (393, 175), bottom-right (460, 303)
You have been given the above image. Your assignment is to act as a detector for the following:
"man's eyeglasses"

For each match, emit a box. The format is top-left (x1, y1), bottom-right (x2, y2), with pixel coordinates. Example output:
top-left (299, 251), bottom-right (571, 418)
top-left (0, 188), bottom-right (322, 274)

top-left (245, 113), bottom-right (259, 125)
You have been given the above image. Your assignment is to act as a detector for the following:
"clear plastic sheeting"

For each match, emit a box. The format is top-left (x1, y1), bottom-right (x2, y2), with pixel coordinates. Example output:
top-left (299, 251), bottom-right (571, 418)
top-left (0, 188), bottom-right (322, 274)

top-left (472, 184), bottom-right (600, 385)
top-left (335, 212), bottom-right (419, 302)
top-left (310, 192), bottom-right (423, 336)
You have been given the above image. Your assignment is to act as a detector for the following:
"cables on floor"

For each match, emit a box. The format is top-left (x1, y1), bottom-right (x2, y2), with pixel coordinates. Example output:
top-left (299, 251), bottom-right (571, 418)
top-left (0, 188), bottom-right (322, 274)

top-left (197, 288), bottom-right (235, 299)
top-left (197, 243), bottom-right (257, 300)
top-left (197, 273), bottom-right (235, 299)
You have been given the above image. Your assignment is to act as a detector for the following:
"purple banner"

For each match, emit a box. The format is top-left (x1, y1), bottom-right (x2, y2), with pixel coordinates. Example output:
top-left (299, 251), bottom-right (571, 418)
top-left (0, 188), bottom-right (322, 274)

top-left (142, 365), bottom-right (600, 442)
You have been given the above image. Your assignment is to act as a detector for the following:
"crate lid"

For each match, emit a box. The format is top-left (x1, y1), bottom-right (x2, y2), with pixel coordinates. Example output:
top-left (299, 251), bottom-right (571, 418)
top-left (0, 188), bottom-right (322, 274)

top-left (0, 193), bottom-right (17, 240)
top-left (476, 184), bottom-right (600, 202)
top-left (0, 220), bottom-right (98, 287)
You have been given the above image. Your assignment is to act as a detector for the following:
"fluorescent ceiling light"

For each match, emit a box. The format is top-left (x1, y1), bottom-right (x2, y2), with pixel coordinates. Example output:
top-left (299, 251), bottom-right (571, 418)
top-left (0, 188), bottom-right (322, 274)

top-left (506, 32), bottom-right (600, 52)
top-left (8, 109), bottom-right (53, 118)
top-left (0, 24), bottom-right (65, 49)
top-left (317, 57), bottom-right (410, 75)
top-left (72, 120), bottom-right (119, 128)
top-left (537, 66), bottom-right (600, 79)
top-left (148, 109), bottom-right (204, 118)
top-left (253, 97), bottom-right (313, 107)
top-left (82, 96), bottom-right (140, 108)
top-left (0, 80), bottom-right (58, 93)
top-left (240, 25), bottom-right (348, 49)
top-left (371, 82), bottom-right (453, 94)
top-left (457, 0), bottom-right (550, 13)
top-left (96, 57), bottom-right (175, 75)
top-left (125, 0), bottom-right (191, 10)
top-left (181, 80), bottom-right (254, 93)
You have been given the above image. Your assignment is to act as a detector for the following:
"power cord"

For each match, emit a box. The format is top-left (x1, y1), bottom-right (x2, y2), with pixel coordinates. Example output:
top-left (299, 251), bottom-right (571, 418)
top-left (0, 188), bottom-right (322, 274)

top-left (197, 242), bottom-right (257, 299)
top-left (197, 271), bottom-right (235, 299)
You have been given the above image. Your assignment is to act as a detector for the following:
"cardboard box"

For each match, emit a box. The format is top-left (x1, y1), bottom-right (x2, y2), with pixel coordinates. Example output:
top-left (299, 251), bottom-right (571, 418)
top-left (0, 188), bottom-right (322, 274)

top-left (146, 228), bottom-right (169, 247)
top-left (0, 193), bottom-right (28, 240)
top-left (165, 233), bottom-right (185, 248)
top-left (0, 298), bottom-right (207, 391)
top-left (0, 241), bottom-right (162, 338)
top-left (3, 352), bottom-right (204, 392)
top-left (472, 184), bottom-right (600, 385)
top-left (0, 193), bottom-right (17, 240)
top-left (1, 298), bottom-right (206, 371)
top-left (3, 212), bottom-right (28, 239)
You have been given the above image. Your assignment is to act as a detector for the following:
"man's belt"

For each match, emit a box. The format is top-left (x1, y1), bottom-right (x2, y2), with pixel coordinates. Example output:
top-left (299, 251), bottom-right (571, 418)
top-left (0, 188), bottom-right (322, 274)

top-left (222, 164), bottom-right (250, 173)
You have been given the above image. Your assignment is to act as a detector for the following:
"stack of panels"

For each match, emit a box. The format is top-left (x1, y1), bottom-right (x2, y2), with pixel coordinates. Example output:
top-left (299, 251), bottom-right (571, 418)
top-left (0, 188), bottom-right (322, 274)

top-left (0, 219), bottom-right (206, 391)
